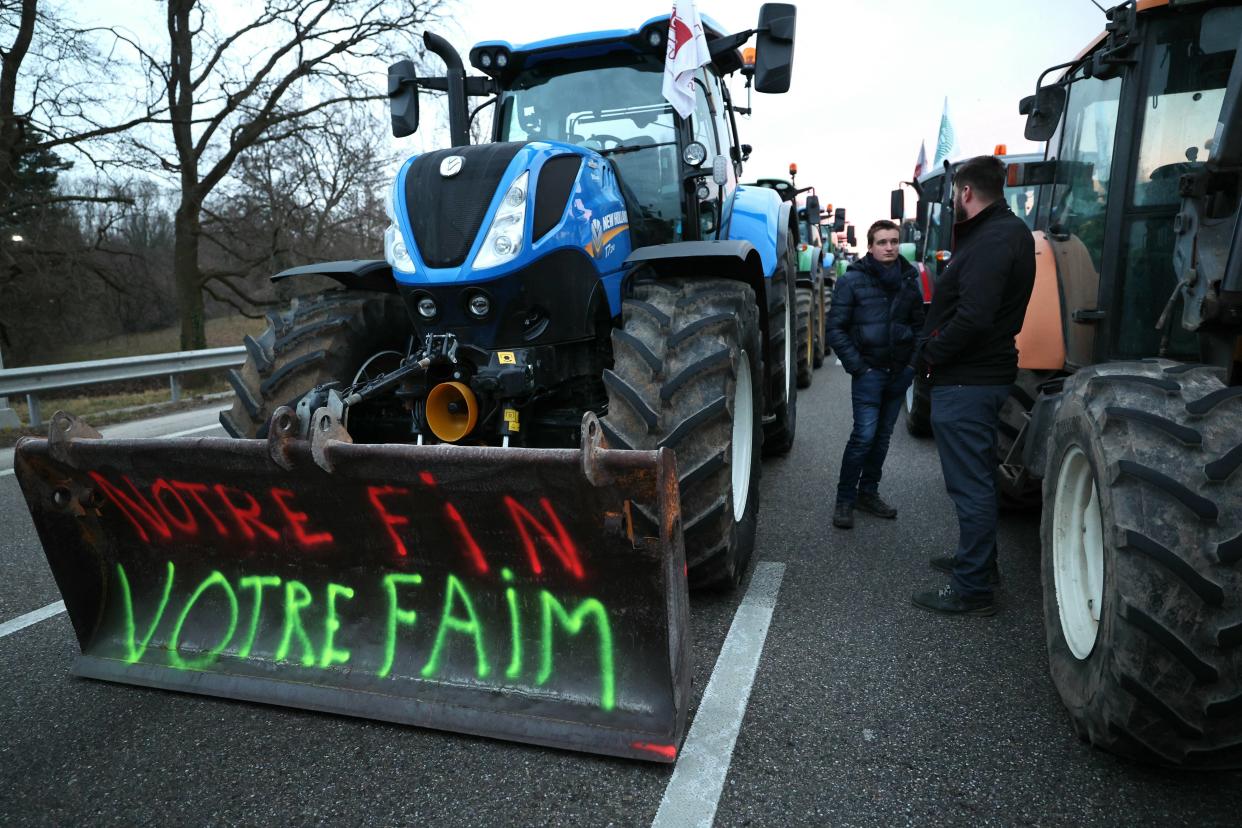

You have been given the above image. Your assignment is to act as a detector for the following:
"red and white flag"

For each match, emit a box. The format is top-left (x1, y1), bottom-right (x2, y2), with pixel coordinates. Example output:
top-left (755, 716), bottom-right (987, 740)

top-left (662, 0), bottom-right (712, 120)
top-left (913, 140), bottom-right (928, 179)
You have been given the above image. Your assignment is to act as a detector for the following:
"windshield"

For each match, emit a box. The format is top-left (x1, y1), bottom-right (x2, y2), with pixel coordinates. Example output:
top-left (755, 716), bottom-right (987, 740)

top-left (498, 60), bottom-right (682, 244)
top-left (1004, 182), bottom-right (1038, 229)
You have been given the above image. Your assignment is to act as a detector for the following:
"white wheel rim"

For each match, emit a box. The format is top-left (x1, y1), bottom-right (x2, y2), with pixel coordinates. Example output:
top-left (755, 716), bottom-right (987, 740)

top-left (1052, 445), bottom-right (1105, 659)
top-left (731, 351), bottom-right (754, 521)
top-left (906, 384), bottom-right (914, 414)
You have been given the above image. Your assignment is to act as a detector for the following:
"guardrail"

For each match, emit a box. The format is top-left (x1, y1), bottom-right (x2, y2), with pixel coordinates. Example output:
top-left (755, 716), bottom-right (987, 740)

top-left (0, 347), bottom-right (245, 428)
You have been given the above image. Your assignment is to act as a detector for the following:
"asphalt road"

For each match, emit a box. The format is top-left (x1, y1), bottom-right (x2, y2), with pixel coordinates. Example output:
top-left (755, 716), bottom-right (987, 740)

top-left (2, 371), bottom-right (1239, 826)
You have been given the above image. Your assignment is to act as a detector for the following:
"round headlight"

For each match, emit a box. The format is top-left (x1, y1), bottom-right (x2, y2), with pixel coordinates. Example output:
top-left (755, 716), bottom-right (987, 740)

top-left (468, 294), bottom-right (490, 318)
top-left (417, 297), bottom-right (438, 319)
top-left (696, 182), bottom-right (712, 200)
top-left (496, 52), bottom-right (508, 68)
top-left (494, 235), bottom-right (515, 255)
top-left (504, 184), bottom-right (525, 207)
top-left (479, 52), bottom-right (493, 69)
top-left (647, 30), bottom-right (662, 47)
top-left (683, 141), bottom-right (708, 167)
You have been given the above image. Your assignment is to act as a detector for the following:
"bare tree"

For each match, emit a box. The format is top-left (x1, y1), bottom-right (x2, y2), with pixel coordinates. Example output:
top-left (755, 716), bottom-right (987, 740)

top-left (198, 111), bottom-right (394, 318)
top-left (0, 0), bottom-right (161, 236)
top-left (139, 0), bottom-right (441, 351)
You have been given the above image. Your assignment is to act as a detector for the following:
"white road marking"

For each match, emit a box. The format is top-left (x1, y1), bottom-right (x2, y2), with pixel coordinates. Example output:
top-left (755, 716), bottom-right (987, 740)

top-left (0, 468), bottom-right (12, 478)
top-left (163, 422), bottom-right (224, 439)
top-left (652, 561), bottom-right (785, 828)
top-left (0, 601), bottom-right (65, 640)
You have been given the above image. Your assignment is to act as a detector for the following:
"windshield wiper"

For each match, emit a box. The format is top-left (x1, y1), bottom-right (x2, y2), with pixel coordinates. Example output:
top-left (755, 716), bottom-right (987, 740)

top-left (599, 140), bottom-right (676, 156)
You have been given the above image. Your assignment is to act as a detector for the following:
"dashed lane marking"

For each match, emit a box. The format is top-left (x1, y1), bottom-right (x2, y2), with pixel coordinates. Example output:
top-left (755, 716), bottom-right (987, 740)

top-left (651, 561), bottom-right (785, 828)
top-left (0, 601), bottom-right (66, 640)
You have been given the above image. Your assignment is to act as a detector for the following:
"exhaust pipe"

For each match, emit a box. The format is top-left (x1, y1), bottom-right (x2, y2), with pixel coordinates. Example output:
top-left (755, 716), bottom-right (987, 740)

top-left (424, 31), bottom-right (469, 148)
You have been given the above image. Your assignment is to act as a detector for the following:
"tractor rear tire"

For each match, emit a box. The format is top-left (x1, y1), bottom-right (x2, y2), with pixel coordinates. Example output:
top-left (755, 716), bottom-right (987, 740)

top-left (763, 242), bottom-right (798, 456)
top-left (796, 286), bottom-right (814, 389)
top-left (904, 374), bottom-right (933, 437)
top-left (812, 273), bottom-right (826, 369)
top-left (1041, 360), bottom-right (1242, 769)
top-left (599, 277), bottom-right (764, 590)
top-left (220, 291), bottom-right (410, 439)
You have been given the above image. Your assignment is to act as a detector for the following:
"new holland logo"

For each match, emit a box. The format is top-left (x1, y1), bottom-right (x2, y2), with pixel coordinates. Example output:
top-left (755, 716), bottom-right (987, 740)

top-left (440, 156), bottom-right (464, 178)
top-left (590, 219), bottom-right (604, 256)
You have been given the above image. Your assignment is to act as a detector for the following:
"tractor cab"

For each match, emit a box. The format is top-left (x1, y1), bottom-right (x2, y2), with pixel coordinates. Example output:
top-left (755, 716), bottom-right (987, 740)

top-left (478, 19), bottom-right (742, 247)
top-left (388, 8), bottom-right (796, 251)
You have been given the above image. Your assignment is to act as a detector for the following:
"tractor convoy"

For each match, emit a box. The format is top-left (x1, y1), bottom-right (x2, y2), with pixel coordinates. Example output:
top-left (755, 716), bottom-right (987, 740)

top-left (11, 0), bottom-right (1242, 771)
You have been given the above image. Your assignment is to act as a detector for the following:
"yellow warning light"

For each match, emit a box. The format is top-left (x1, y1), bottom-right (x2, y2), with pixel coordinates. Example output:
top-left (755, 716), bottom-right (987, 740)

top-left (994, 143), bottom-right (1008, 156)
top-left (742, 47), bottom-right (756, 68)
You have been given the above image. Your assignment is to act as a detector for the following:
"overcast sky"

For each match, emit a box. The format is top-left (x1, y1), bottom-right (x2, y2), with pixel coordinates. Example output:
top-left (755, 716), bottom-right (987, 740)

top-left (421, 0), bottom-right (1108, 236)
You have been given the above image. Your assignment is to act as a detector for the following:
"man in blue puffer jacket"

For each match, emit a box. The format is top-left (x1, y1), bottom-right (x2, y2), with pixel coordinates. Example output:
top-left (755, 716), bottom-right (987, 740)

top-left (826, 220), bottom-right (926, 529)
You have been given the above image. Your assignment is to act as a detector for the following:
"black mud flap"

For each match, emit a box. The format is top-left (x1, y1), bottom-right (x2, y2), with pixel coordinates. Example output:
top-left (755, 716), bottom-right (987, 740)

top-left (14, 411), bottom-right (689, 763)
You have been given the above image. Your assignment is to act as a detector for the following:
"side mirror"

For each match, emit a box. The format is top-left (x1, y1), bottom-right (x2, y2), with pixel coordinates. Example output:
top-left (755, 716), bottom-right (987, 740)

top-left (833, 206), bottom-right (846, 233)
top-left (1020, 85), bottom-right (1066, 143)
top-left (805, 194), bottom-right (821, 226)
top-left (754, 4), bottom-right (796, 93)
top-left (890, 188), bottom-right (904, 221)
top-left (846, 225), bottom-right (857, 247)
top-left (389, 60), bottom-right (420, 137)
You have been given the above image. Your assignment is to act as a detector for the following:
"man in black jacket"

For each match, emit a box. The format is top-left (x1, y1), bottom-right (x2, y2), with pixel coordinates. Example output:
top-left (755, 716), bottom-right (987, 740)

top-left (912, 155), bottom-right (1036, 616)
top-left (826, 220), bottom-right (925, 529)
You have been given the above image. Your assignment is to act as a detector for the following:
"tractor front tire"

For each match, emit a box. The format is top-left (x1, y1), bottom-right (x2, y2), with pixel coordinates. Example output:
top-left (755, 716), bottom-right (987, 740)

top-left (600, 277), bottom-right (764, 590)
top-left (796, 286), bottom-right (814, 389)
top-left (997, 369), bottom-right (1048, 511)
top-left (220, 291), bottom-right (410, 439)
top-left (1041, 360), bottom-right (1242, 769)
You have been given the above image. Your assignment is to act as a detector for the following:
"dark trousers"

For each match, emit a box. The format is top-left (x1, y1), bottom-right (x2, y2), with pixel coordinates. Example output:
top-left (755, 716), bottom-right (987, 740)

top-left (929, 384), bottom-right (1011, 598)
top-left (836, 366), bottom-right (914, 505)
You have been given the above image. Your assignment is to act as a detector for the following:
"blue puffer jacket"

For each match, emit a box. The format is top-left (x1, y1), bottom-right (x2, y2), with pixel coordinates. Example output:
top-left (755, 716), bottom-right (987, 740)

top-left (826, 253), bottom-right (926, 376)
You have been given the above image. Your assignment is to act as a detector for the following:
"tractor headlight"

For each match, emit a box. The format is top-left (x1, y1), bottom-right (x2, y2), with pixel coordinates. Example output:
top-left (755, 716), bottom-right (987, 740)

top-left (683, 141), bottom-right (708, 167)
top-left (384, 184), bottom-right (416, 274)
top-left (473, 171), bottom-right (529, 270)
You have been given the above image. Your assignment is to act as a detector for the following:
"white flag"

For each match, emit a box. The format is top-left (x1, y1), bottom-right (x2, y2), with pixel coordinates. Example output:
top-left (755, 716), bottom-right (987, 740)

top-left (932, 97), bottom-right (959, 167)
top-left (662, 1), bottom-right (712, 120)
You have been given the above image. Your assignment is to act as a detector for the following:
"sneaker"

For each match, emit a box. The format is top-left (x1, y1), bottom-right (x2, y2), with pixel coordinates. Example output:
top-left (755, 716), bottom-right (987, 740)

top-left (911, 584), bottom-right (996, 616)
top-left (855, 493), bottom-right (897, 519)
top-left (832, 501), bottom-right (854, 529)
top-left (929, 556), bottom-right (1002, 585)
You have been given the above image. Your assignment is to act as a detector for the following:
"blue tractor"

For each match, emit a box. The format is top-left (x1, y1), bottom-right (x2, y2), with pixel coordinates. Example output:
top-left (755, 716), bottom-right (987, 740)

top-left (14, 6), bottom-right (800, 763)
top-left (221, 7), bottom-right (801, 589)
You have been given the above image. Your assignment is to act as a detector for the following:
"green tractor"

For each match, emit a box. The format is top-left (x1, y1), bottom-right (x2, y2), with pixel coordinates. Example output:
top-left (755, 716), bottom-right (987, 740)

top-left (748, 164), bottom-right (826, 387)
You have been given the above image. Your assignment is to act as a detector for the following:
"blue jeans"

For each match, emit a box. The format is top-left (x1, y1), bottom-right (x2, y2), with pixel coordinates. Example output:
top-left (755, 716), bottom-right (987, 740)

top-left (929, 384), bottom-right (1011, 598)
top-left (836, 366), bottom-right (914, 505)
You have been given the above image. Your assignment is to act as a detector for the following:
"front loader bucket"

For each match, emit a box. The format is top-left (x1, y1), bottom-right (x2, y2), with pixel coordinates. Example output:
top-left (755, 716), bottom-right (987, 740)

top-left (14, 411), bottom-right (689, 763)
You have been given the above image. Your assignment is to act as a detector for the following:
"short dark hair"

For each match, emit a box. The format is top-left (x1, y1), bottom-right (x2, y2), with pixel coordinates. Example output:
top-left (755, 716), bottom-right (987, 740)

top-left (867, 219), bottom-right (899, 247)
top-left (954, 155), bottom-right (1005, 202)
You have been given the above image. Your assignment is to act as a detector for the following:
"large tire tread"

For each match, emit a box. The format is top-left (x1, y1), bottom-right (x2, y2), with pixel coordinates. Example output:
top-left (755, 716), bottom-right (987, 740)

top-left (220, 291), bottom-right (410, 439)
top-left (601, 277), bottom-right (763, 589)
top-left (1041, 360), bottom-right (1242, 769)
top-left (795, 287), bottom-right (813, 389)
